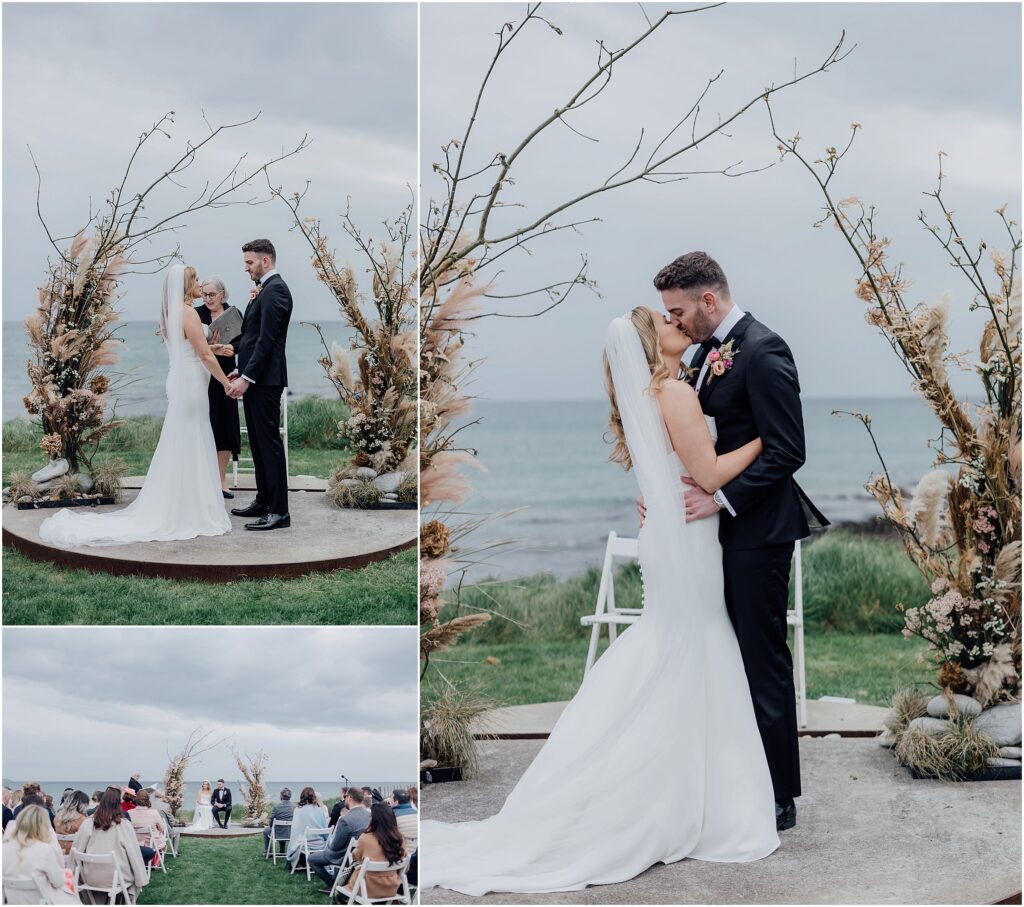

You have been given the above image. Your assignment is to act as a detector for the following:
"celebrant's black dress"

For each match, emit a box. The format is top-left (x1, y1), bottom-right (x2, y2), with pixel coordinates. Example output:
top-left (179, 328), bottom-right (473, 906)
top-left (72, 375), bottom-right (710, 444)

top-left (196, 304), bottom-right (242, 459)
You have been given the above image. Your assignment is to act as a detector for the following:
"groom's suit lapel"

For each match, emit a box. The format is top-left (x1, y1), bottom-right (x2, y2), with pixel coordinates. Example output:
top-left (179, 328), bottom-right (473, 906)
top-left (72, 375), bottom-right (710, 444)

top-left (242, 274), bottom-right (280, 327)
top-left (697, 312), bottom-right (754, 406)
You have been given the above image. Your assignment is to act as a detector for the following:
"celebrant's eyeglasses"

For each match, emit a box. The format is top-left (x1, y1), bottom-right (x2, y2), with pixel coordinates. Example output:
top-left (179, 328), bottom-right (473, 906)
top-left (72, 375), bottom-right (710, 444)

top-left (202, 292), bottom-right (220, 299)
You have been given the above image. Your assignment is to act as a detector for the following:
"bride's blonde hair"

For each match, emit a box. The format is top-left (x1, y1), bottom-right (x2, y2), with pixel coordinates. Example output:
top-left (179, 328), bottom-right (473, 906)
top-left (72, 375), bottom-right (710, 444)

top-left (183, 266), bottom-right (200, 302)
top-left (603, 307), bottom-right (672, 472)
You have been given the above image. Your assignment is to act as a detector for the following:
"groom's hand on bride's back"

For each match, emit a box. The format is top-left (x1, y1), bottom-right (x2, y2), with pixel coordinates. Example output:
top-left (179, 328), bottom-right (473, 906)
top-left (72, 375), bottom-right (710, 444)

top-left (682, 476), bottom-right (721, 522)
top-left (636, 495), bottom-right (646, 527)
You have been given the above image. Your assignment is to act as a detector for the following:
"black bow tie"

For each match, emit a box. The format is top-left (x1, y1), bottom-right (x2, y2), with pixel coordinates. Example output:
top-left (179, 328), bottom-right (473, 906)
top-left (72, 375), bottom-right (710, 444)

top-left (700, 336), bottom-right (722, 352)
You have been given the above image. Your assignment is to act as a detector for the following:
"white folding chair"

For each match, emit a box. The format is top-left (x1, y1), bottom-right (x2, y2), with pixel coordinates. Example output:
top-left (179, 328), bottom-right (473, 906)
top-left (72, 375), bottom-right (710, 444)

top-left (790, 539), bottom-right (808, 728)
top-left (134, 824), bottom-right (167, 875)
top-left (2, 875), bottom-right (53, 904)
top-left (234, 387), bottom-right (289, 486)
top-left (335, 854), bottom-right (413, 905)
top-left (291, 826), bottom-right (331, 881)
top-left (581, 532), bottom-right (643, 675)
top-left (265, 819), bottom-right (292, 863)
top-left (328, 836), bottom-right (361, 902)
top-left (55, 833), bottom-right (77, 859)
top-left (71, 849), bottom-right (134, 905)
top-left (161, 814), bottom-right (178, 859)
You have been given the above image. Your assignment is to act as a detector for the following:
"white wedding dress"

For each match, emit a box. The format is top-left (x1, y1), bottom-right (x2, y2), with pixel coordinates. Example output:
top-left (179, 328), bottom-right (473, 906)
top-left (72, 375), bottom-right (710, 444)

top-left (185, 794), bottom-right (215, 831)
top-left (420, 315), bottom-right (779, 895)
top-left (38, 265), bottom-right (231, 548)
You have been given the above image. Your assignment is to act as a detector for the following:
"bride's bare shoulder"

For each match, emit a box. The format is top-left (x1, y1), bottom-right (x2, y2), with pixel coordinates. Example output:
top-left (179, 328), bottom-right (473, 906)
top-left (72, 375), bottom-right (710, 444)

top-left (657, 378), bottom-right (703, 423)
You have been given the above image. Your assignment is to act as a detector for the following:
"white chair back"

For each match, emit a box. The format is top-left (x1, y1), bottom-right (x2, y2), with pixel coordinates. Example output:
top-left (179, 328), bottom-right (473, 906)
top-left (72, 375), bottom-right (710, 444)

top-left (266, 818), bottom-right (292, 863)
top-left (292, 825), bottom-right (332, 880)
top-left (789, 539), bottom-right (808, 728)
top-left (71, 848), bottom-right (134, 905)
top-left (328, 836), bottom-right (362, 901)
top-left (2, 875), bottom-right (54, 905)
top-left (338, 853), bottom-right (413, 905)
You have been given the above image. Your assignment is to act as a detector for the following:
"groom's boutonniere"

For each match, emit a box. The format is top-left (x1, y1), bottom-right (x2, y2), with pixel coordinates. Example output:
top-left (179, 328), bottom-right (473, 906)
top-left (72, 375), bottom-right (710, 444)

top-left (704, 339), bottom-right (739, 387)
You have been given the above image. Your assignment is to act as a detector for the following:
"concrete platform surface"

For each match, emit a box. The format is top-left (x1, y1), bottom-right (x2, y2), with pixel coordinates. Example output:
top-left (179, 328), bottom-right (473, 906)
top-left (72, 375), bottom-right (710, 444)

top-left (3, 490), bottom-right (416, 581)
top-left (421, 737), bottom-right (1021, 905)
top-left (472, 698), bottom-right (890, 737)
top-left (124, 474), bottom-right (328, 491)
top-left (179, 824), bottom-right (264, 839)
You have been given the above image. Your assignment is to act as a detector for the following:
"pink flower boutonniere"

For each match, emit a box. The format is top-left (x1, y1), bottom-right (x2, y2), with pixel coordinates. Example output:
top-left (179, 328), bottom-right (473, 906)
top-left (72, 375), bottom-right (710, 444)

top-left (704, 339), bottom-right (739, 387)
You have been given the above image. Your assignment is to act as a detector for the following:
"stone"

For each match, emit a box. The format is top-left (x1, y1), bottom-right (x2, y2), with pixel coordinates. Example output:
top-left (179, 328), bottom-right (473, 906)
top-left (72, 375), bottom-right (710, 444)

top-left (907, 716), bottom-right (950, 736)
top-left (372, 471), bottom-right (404, 494)
top-left (876, 730), bottom-right (897, 748)
top-left (77, 474), bottom-right (95, 494)
top-left (926, 693), bottom-right (982, 719)
top-left (32, 458), bottom-right (69, 483)
top-left (383, 493), bottom-right (398, 501)
top-left (986, 757), bottom-right (1022, 767)
top-left (339, 479), bottom-right (360, 487)
top-left (998, 746), bottom-right (1022, 759)
top-left (354, 467), bottom-right (377, 480)
top-left (973, 703), bottom-right (1022, 747)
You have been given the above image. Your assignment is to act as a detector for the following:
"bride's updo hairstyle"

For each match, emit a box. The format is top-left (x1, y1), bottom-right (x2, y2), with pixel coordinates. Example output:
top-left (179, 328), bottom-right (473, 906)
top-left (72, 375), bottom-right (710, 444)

top-left (603, 306), bottom-right (671, 471)
top-left (183, 266), bottom-right (200, 302)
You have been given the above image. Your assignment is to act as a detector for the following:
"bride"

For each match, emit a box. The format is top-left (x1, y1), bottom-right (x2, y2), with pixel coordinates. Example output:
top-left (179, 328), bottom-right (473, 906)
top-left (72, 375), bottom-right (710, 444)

top-left (185, 781), bottom-right (215, 832)
top-left (420, 307), bottom-right (780, 895)
top-left (39, 264), bottom-right (233, 548)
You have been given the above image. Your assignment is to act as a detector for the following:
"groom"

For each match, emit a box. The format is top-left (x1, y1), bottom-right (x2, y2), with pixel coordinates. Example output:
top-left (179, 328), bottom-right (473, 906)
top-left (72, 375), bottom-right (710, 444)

top-left (228, 239), bottom-right (293, 531)
top-left (211, 779), bottom-right (232, 829)
top-left (651, 251), bottom-right (828, 832)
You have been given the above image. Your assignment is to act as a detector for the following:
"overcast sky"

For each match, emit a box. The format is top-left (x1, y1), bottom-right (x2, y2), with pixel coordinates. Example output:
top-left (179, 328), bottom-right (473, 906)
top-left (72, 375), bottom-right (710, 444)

top-left (2, 627), bottom-right (418, 782)
top-left (421, 2), bottom-right (1021, 399)
top-left (3, 2), bottom-right (416, 322)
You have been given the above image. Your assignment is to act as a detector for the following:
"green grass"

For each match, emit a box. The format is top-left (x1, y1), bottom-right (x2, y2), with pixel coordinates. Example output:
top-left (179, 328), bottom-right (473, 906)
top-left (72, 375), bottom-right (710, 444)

top-left (1, 546), bottom-right (416, 625)
top-left (425, 530), bottom-right (936, 709)
top-left (3, 397), bottom-right (350, 482)
top-left (423, 633), bottom-right (932, 709)
top-left (138, 836), bottom-right (326, 905)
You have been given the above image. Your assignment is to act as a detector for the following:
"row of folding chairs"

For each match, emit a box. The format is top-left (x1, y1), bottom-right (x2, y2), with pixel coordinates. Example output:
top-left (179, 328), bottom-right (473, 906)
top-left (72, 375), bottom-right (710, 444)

top-left (3, 848), bottom-right (141, 905)
top-left (264, 819), bottom-right (414, 905)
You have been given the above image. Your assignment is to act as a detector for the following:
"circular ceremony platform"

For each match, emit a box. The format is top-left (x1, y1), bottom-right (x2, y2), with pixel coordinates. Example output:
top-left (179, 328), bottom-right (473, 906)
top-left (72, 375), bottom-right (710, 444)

top-left (3, 482), bottom-right (416, 582)
top-left (178, 825), bottom-right (265, 840)
top-left (421, 735), bottom-right (1022, 905)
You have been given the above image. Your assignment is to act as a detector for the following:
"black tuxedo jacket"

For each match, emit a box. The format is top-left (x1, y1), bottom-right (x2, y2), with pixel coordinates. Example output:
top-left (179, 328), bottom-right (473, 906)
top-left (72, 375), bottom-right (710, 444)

top-left (687, 312), bottom-right (828, 550)
top-left (212, 787), bottom-right (232, 809)
top-left (236, 273), bottom-right (292, 387)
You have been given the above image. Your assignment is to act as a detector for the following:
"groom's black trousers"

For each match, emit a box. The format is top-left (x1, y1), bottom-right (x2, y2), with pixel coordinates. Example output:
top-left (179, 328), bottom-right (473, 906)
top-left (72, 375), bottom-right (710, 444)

top-left (723, 542), bottom-right (801, 801)
top-left (243, 385), bottom-right (289, 514)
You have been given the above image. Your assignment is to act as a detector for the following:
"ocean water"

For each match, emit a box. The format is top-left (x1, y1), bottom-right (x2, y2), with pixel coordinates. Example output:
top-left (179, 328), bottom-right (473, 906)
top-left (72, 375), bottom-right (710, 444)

top-left (3, 780), bottom-right (416, 805)
top-left (2, 320), bottom-right (350, 420)
top-left (438, 397), bottom-right (948, 580)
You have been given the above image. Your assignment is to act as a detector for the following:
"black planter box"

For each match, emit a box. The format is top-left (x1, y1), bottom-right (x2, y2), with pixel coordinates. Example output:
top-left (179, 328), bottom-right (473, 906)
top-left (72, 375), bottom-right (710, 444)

top-left (420, 766), bottom-right (463, 784)
top-left (907, 762), bottom-right (1021, 782)
top-left (17, 496), bottom-right (116, 510)
top-left (344, 501), bottom-right (417, 511)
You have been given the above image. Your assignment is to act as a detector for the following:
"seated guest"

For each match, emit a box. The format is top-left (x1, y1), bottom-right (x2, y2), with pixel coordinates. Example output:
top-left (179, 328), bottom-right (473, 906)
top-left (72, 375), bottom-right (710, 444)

top-left (351, 802), bottom-right (407, 900)
top-left (86, 791), bottom-right (104, 817)
top-left (12, 785), bottom-right (54, 826)
top-left (407, 785), bottom-right (418, 810)
top-left (2, 805), bottom-right (79, 904)
top-left (285, 787), bottom-right (327, 869)
top-left (70, 786), bottom-right (151, 899)
top-left (263, 787), bottom-right (295, 855)
top-left (53, 791), bottom-right (90, 855)
top-left (328, 788), bottom-right (349, 827)
top-left (311, 787), bottom-right (371, 893)
top-left (3, 787), bottom-right (13, 831)
top-left (391, 789), bottom-right (418, 854)
top-left (129, 791), bottom-right (166, 863)
top-left (8, 794), bottom-right (54, 836)
top-left (151, 791), bottom-right (179, 852)
top-left (60, 789), bottom-right (74, 806)
top-left (120, 789), bottom-right (137, 812)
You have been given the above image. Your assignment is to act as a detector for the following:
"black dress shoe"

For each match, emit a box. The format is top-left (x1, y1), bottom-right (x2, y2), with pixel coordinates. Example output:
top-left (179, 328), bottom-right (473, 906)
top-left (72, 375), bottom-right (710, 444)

top-left (222, 490), bottom-right (234, 500)
top-left (231, 501), bottom-right (268, 517)
top-left (776, 799), bottom-right (797, 831)
top-left (245, 512), bottom-right (291, 531)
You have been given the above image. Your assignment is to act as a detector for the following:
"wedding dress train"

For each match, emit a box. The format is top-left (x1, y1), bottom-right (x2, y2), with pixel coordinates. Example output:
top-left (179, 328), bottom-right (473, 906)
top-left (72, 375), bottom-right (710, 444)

top-left (185, 795), bottom-right (215, 832)
top-left (39, 265), bottom-right (231, 548)
top-left (420, 316), bottom-right (779, 895)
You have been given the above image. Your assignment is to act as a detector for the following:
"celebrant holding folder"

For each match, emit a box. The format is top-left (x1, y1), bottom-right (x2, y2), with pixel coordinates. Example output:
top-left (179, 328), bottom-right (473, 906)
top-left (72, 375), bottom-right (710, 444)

top-left (197, 276), bottom-right (244, 498)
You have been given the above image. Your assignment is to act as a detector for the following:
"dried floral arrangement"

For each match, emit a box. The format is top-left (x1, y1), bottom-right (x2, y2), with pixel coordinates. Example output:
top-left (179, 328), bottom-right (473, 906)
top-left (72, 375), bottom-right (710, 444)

top-left (161, 728), bottom-right (228, 821)
top-left (768, 109), bottom-right (1021, 775)
top-left (418, 5), bottom-right (848, 774)
top-left (18, 111), bottom-right (306, 493)
top-left (232, 748), bottom-right (269, 827)
top-left (276, 189), bottom-right (417, 500)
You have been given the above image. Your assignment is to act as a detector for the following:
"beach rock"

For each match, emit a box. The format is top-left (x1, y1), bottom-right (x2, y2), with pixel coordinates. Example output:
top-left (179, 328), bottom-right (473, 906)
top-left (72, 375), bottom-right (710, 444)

top-left (926, 693), bottom-right (982, 719)
top-left (338, 479), bottom-right (360, 487)
top-left (998, 746), bottom-right (1022, 759)
top-left (907, 716), bottom-right (950, 736)
top-left (354, 467), bottom-right (377, 480)
top-left (986, 757), bottom-right (1022, 767)
top-left (382, 493), bottom-right (398, 501)
top-left (876, 729), bottom-right (897, 748)
top-left (77, 474), bottom-right (95, 494)
top-left (372, 471), bottom-right (404, 494)
top-left (16, 495), bottom-right (34, 504)
top-left (32, 458), bottom-right (69, 483)
top-left (973, 703), bottom-right (1022, 746)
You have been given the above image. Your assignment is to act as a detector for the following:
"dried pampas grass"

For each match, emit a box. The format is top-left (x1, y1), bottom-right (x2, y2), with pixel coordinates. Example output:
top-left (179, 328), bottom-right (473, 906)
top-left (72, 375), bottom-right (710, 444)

top-left (909, 470), bottom-right (951, 548)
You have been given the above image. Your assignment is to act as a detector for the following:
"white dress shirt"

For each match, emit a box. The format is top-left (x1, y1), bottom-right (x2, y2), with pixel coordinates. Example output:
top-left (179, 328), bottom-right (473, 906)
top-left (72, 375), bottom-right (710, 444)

top-left (696, 304), bottom-right (746, 517)
top-left (241, 268), bottom-right (279, 384)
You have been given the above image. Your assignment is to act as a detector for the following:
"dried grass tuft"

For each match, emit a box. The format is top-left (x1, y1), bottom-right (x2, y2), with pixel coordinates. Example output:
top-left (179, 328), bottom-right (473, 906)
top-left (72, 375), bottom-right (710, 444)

top-left (50, 474), bottom-right (83, 500)
top-left (327, 477), bottom-right (381, 509)
top-left (5, 471), bottom-right (40, 502)
top-left (421, 683), bottom-right (494, 777)
top-left (91, 459), bottom-right (128, 501)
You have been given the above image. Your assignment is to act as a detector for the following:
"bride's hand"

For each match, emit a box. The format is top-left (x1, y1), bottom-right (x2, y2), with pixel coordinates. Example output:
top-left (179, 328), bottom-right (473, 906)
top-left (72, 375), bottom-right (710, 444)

top-left (636, 494), bottom-right (646, 528)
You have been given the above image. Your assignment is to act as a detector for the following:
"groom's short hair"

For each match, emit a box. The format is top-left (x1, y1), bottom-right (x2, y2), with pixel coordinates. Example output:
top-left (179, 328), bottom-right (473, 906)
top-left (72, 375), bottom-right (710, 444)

top-left (653, 251), bottom-right (729, 298)
top-left (242, 238), bottom-right (276, 261)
